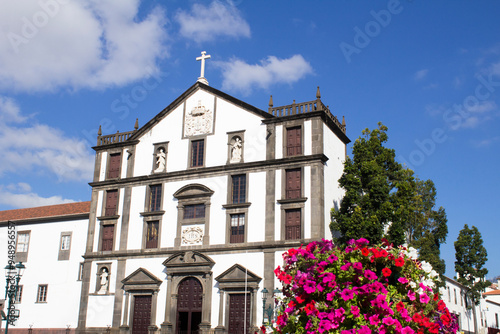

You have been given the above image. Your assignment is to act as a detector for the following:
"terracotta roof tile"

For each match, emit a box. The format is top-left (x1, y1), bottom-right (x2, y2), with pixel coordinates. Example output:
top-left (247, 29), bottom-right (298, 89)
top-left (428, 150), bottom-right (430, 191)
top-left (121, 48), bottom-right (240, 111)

top-left (483, 290), bottom-right (500, 296)
top-left (0, 202), bottom-right (90, 222)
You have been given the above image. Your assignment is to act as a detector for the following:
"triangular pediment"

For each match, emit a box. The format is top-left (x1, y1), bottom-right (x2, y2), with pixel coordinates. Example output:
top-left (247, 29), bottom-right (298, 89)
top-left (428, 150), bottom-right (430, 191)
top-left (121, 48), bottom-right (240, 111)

top-left (215, 264), bottom-right (261, 284)
top-left (128, 82), bottom-right (273, 142)
top-left (122, 267), bottom-right (162, 286)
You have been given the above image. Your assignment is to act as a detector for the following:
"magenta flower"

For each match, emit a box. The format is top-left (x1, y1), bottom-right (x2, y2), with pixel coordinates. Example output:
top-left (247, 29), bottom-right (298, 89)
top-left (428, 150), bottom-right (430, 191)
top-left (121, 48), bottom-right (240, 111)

top-left (364, 269), bottom-right (377, 280)
top-left (352, 262), bottom-right (363, 271)
top-left (326, 290), bottom-right (336, 301)
top-left (358, 325), bottom-right (372, 334)
top-left (382, 316), bottom-right (395, 326)
top-left (408, 290), bottom-right (416, 301)
top-left (419, 293), bottom-right (430, 304)
top-left (340, 288), bottom-right (354, 300)
top-left (340, 262), bottom-right (351, 271)
top-left (398, 277), bottom-right (408, 284)
top-left (350, 305), bottom-right (360, 317)
top-left (304, 280), bottom-right (316, 294)
top-left (401, 326), bottom-right (415, 334)
top-left (369, 314), bottom-right (380, 326)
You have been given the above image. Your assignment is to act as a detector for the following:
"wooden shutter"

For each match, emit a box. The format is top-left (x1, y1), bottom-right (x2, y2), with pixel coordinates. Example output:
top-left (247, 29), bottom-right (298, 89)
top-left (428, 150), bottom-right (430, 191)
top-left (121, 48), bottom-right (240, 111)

top-left (286, 169), bottom-right (301, 199)
top-left (102, 225), bottom-right (114, 251)
top-left (105, 190), bottom-right (118, 216)
top-left (285, 209), bottom-right (301, 240)
top-left (287, 127), bottom-right (302, 156)
top-left (132, 295), bottom-right (152, 334)
top-left (107, 153), bottom-right (121, 179)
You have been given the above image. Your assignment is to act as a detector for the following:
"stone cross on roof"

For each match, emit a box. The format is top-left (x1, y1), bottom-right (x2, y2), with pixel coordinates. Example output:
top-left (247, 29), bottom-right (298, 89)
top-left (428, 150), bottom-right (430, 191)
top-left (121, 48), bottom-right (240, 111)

top-left (196, 51), bottom-right (211, 85)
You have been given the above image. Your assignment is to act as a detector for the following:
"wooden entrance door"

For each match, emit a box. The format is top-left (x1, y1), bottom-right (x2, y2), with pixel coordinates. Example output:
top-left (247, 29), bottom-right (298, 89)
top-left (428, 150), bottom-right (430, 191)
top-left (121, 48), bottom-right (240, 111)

top-left (228, 294), bottom-right (251, 334)
top-left (176, 277), bottom-right (203, 334)
top-left (132, 295), bottom-right (152, 334)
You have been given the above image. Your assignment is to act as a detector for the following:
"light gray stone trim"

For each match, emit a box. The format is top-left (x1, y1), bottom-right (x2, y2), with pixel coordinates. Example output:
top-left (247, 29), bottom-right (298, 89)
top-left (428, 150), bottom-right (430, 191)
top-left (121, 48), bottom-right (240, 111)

top-left (311, 117), bottom-right (323, 155)
top-left (125, 146), bottom-right (136, 179)
top-left (77, 260), bottom-right (92, 331)
top-left (97, 219), bottom-right (118, 252)
top-left (265, 170), bottom-right (275, 242)
top-left (14, 230), bottom-right (30, 263)
top-left (119, 187), bottom-right (132, 251)
top-left (58, 231), bottom-right (72, 261)
top-left (142, 217), bottom-right (162, 250)
top-left (86, 189), bottom-right (99, 253)
top-left (93, 151), bottom-right (102, 182)
top-left (266, 123), bottom-right (275, 160)
top-left (310, 162), bottom-right (325, 239)
top-left (112, 259), bottom-right (126, 328)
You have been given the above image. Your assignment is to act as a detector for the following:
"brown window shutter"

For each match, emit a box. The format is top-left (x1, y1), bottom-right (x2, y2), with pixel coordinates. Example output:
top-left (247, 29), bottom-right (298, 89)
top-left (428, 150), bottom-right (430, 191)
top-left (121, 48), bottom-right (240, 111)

top-left (285, 209), bottom-right (301, 240)
top-left (287, 127), bottom-right (302, 156)
top-left (105, 190), bottom-right (118, 216)
top-left (107, 153), bottom-right (121, 179)
top-left (286, 169), bottom-right (301, 199)
top-left (102, 225), bottom-right (114, 251)
top-left (146, 221), bottom-right (159, 249)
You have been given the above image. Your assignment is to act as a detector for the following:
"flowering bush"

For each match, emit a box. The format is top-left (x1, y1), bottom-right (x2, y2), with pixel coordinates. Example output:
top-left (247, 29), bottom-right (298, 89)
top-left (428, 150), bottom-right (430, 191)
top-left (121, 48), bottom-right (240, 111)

top-left (269, 239), bottom-right (458, 334)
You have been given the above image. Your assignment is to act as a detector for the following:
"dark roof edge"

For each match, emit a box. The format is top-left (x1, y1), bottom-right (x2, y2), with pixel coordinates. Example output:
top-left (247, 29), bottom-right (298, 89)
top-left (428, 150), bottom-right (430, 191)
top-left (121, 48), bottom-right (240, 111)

top-left (129, 82), bottom-right (273, 141)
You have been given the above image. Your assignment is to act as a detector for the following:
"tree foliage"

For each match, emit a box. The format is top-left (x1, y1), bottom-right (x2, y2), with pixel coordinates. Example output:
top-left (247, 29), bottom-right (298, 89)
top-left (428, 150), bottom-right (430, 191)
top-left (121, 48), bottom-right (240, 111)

top-left (454, 224), bottom-right (490, 305)
top-left (331, 123), bottom-right (448, 276)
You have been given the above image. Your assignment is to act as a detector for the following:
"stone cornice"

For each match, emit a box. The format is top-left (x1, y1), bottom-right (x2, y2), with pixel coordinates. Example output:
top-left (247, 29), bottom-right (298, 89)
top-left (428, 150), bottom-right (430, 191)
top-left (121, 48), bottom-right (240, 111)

top-left (88, 154), bottom-right (329, 188)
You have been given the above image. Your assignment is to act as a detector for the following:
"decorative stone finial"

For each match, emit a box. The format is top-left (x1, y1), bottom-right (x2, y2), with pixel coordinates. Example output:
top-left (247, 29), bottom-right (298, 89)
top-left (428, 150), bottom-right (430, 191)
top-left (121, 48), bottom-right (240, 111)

top-left (134, 118), bottom-right (139, 130)
top-left (196, 51), bottom-right (211, 85)
top-left (342, 116), bottom-right (346, 126)
top-left (97, 125), bottom-right (102, 136)
top-left (269, 95), bottom-right (273, 108)
top-left (316, 86), bottom-right (321, 99)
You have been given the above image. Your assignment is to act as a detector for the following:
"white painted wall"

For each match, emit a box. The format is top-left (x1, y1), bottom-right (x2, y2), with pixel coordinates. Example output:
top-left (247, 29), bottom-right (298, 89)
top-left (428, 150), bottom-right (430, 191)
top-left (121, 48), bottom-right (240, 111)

top-left (0, 218), bottom-right (87, 329)
top-left (247, 172), bottom-right (266, 243)
top-left (323, 123), bottom-right (347, 239)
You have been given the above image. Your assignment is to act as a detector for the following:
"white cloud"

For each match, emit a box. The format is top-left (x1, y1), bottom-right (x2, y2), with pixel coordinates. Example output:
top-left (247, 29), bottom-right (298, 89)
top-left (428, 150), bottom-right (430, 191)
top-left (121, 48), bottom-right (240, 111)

top-left (217, 55), bottom-right (313, 94)
top-left (175, 1), bottom-right (250, 42)
top-left (0, 0), bottom-right (168, 92)
top-left (414, 69), bottom-right (429, 81)
top-left (466, 100), bottom-right (497, 113)
top-left (0, 96), bottom-right (94, 182)
top-left (0, 185), bottom-right (75, 209)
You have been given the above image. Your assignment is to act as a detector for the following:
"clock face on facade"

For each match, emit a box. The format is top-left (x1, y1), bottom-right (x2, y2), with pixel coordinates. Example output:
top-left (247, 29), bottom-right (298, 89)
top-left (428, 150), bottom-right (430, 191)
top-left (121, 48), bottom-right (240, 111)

top-left (181, 226), bottom-right (204, 245)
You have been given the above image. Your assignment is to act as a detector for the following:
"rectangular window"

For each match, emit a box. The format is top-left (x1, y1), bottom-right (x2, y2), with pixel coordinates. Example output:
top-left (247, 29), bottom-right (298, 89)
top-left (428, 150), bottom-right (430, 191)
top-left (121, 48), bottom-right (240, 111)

top-left (37, 285), bottom-right (48, 303)
top-left (232, 175), bottom-right (246, 204)
top-left (286, 126), bottom-right (302, 156)
top-left (230, 214), bottom-right (245, 243)
top-left (149, 184), bottom-right (162, 212)
top-left (61, 235), bottom-right (71, 250)
top-left (15, 285), bottom-right (23, 303)
top-left (454, 288), bottom-right (457, 304)
top-left (191, 139), bottom-right (205, 167)
top-left (107, 153), bottom-right (121, 179)
top-left (286, 168), bottom-right (301, 199)
top-left (105, 190), bottom-right (118, 216)
top-left (101, 225), bottom-right (114, 251)
top-left (146, 221), bottom-right (159, 249)
top-left (496, 313), bottom-right (498, 328)
top-left (16, 232), bottom-right (30, 253)
top-left (183, 204), bottom-right (205, 219)
top-left (285, 209), bottom-right (301, 240)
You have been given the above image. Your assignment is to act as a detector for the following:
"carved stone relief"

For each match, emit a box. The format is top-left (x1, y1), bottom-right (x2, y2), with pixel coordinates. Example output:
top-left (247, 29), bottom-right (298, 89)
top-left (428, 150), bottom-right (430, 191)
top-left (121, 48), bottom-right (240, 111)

top-left (181, 226), bottom-right (204, 245)
top-left (184, 100), bottom-right (213, 137)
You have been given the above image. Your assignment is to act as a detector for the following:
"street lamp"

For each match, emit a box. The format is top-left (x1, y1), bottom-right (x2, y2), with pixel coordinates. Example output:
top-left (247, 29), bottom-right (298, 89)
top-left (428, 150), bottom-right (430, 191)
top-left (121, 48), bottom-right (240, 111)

top-left (261, 288), bottom-right (282, 325)
top-left (4, 262), bottom-right (25, 334)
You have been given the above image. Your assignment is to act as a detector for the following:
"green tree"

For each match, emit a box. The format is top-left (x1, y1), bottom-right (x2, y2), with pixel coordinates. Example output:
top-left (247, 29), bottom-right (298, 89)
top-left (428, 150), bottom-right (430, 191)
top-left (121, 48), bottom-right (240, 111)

top-left (331, 123), bottom-right (448, 276)
top-left (454, 224), bottom-right (490, 305)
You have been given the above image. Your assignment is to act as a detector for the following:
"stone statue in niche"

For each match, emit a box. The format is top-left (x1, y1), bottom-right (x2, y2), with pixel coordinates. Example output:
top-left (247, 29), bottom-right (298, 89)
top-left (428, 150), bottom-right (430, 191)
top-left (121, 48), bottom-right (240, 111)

top-left (97, 267), bottom-right (109, 294)
top-left (230, 137), bottom-right (242, 163)
top-left (154, 148), bottom-right (166, 173)
top-left (184, 100), bottom-right (213, 137)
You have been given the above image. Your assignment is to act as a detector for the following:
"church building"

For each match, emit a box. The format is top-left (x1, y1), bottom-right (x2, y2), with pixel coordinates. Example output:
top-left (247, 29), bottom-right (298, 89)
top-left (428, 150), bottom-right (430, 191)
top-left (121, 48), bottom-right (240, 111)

top-left (1, 53), bottom-right (350, 334)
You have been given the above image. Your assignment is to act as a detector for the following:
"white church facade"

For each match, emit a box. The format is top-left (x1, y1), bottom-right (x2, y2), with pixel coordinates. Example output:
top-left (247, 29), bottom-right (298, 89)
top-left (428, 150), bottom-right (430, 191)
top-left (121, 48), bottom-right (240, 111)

top-left (0, 69), bottom-right (350, 333)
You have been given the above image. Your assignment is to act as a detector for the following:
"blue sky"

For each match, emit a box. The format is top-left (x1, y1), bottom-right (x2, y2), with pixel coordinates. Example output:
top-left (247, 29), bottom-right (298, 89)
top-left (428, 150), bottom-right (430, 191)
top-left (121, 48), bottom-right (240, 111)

top-left (0, 0), bottom-right (499, 279)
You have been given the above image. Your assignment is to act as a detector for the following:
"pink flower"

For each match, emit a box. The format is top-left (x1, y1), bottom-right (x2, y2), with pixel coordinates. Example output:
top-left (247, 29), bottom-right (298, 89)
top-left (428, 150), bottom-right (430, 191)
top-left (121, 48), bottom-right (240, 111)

top-left (350, 305), bottom-right (360, 317)
top-left (364, 269), bottom-right (377, 280)
top-left (304, 280), bottom-right (316, 294)
top-left (322, 272), bottom-right (336, 284)
top-left (358, 325), bottom-right (372, 334)
top-left (326, 290), bottom-right (336, 301)
top-left (353, 262), bottom-right (363, 271)
top-left (318, 320), bottom-right (332, 333)
top-left (408, 290), bottom-right (416, 301)
top-left (382, 316), bottom-right (396, 326)
top-left (369, 314), bottom-right (380, 326)
top-left (340, 288), bottom-right (355, 300)
top-left (340, 263), bottom-right (351, 271)
top-left (401, 326), bottom-right (415, 334)
top-left (398, 277), bottom-right (408, 284)
top-left (419, 293), bottom-right (430, 304)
